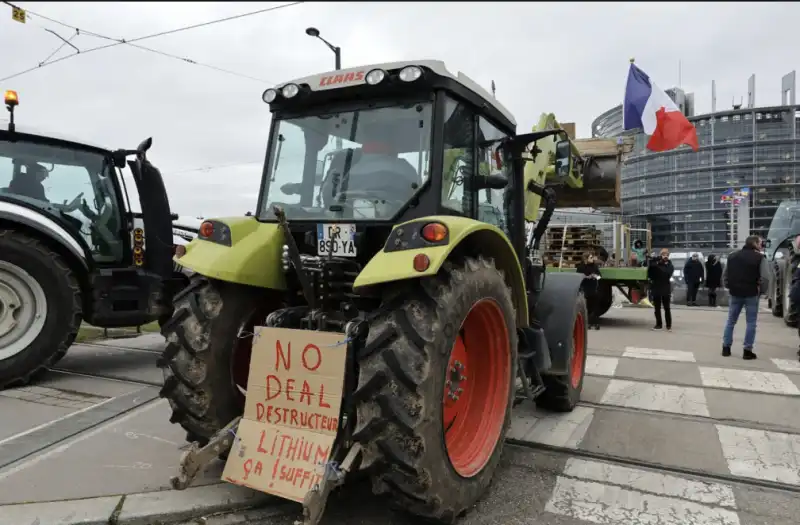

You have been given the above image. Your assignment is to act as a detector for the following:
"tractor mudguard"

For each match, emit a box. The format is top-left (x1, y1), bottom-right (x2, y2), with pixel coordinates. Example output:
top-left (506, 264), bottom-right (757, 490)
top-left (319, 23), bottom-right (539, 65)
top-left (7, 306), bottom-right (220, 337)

top-left (174, 216), bottom-right (287, 290)
top-left (353, 215), bottom-right (528, 326)
top-left (533, 271), bottom-right (584, 375)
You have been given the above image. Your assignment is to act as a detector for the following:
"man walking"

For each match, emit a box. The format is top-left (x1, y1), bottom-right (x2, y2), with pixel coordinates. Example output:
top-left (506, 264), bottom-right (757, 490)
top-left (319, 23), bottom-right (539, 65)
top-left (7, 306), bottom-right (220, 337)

top-left (683, 253), bottom-right (704, 306)
top-left (722, 235), bottom-right (772, 359)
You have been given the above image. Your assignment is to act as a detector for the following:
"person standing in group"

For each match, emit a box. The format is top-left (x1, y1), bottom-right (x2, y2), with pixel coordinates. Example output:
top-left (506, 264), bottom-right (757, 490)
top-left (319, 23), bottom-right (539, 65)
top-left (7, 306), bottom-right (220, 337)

top-left (577, 252), bottom-right (602, 330)
top-left (648, 248), bottom-right (674, 331)
top-left (705, 254), bottom-right (723, 307)
top-left (683, 253), bottom-right (705, 306)
top-left (722, 235), bottom-right (772, 360)
top-left (788, 239), bottom-right (800, 362)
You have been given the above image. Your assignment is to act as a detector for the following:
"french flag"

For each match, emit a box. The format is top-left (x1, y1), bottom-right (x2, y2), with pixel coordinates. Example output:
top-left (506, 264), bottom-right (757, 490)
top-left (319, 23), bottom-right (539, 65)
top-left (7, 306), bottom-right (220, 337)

top-left (623, 62), bottom-right (699, 152)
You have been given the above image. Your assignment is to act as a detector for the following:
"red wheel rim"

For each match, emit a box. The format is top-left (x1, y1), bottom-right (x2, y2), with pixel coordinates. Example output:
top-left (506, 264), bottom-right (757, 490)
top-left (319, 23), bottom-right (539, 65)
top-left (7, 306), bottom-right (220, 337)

top-left (443, 299), bottom-right (511, 478)
top-left (570, 312), bottom-right (586, 389)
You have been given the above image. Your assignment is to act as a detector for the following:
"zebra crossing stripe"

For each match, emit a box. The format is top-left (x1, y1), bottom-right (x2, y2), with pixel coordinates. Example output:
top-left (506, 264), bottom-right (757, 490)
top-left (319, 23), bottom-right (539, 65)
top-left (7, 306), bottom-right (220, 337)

top-left (545, 458), bottom-right (741, 525)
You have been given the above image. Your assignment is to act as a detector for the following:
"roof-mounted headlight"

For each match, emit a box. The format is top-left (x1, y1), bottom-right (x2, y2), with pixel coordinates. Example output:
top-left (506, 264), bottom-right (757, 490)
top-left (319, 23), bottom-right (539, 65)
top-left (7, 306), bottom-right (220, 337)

top-left (281, 83), bottom-right (300, 98)
top-left (262, 89), bottom-right (278, 103)
top-left (365, 69), bottom-right (387, 85)
top-left (399, 66), bottom-right (423, 82)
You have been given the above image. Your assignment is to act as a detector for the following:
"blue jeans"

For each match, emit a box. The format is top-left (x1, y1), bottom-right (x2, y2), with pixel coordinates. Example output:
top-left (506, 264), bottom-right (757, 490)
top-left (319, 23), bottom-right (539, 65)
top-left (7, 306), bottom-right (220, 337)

top-left (722, 295), bottom-right (759, 349)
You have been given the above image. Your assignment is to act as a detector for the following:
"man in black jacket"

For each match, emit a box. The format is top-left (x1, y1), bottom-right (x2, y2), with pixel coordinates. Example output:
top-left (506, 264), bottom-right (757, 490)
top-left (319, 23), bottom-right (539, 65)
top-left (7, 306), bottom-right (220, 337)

top-left (648, 248), bottom-right (674, 331)
top-left (683, 253), bottom-right (704, 306)
top-left (721, 236), bottom-right (772, 359)
top-left (705, 254), bottom-right (723, 307)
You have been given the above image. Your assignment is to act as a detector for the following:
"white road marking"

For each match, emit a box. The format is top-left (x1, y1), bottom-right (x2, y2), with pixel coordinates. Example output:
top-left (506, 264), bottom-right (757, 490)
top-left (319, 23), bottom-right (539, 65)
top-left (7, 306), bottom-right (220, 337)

top-left (0, 395), bottom-right (117, 447)
top-left (699, 367), bottom-right (800, 396)
top-left (546, 468), bottom-right (741, 525)
top-left (585, 355), bottom-right (619, 377)
top-left (716, 424), bottom-right (800, 486)
top-left (771, 358), bottom-right (800, 373)
top-left (599, 379), bottom-right (710, 417)
top-left (509, 405), bottom-right (594, 449)
top-left (623, 347), bottom-right (696, 362)
top-left (0, 399), bottom-right (165, 480)
top-left (562, 458), bottom-right (738, 508)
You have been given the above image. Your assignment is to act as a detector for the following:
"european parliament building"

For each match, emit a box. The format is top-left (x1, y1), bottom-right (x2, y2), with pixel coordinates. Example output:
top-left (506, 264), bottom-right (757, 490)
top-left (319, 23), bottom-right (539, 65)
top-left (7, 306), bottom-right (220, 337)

top-left (593, 71), bottom-right (800, 249)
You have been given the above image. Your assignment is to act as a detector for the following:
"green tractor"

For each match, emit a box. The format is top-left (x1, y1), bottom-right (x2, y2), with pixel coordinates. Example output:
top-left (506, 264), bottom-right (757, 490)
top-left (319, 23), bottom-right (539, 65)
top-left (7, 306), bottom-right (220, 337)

top-left (161, 60), bottom-right (603, 523)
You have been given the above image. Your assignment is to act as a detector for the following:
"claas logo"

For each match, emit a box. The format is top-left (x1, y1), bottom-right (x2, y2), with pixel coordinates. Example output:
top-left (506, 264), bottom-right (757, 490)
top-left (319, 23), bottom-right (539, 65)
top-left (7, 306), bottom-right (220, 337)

top-left (319, 71), bottom-right (365, 87)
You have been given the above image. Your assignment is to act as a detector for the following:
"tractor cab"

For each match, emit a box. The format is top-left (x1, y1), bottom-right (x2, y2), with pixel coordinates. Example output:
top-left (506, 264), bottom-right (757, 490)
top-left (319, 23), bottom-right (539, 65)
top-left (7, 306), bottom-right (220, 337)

top-left (0, 89), bottom-right (179, 329)
top-left (256, 60), bottom-right (573, 277)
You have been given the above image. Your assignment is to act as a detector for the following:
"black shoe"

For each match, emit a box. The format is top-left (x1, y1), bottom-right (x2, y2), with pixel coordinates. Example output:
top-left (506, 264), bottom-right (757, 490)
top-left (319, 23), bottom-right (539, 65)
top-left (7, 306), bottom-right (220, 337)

top-left (594, 324), bottom-right (601, 330)
top-left (722, 346), bottom-right (731, 357)
top-left (652, 325), bottom-right (663, 331)
top-left (743, 349), bottom-right (757, 360)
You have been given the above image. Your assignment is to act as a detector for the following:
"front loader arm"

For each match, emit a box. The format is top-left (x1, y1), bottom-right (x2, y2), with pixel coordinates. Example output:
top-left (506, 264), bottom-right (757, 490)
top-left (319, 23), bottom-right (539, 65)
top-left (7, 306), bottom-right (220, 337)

top-left (522, 113), bottom-right (633, 221)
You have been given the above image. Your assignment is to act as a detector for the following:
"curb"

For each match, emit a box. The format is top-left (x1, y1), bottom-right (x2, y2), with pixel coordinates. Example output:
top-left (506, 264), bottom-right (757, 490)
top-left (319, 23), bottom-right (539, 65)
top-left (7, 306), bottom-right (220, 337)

top-left (0, 482), bottom-right (278, 525)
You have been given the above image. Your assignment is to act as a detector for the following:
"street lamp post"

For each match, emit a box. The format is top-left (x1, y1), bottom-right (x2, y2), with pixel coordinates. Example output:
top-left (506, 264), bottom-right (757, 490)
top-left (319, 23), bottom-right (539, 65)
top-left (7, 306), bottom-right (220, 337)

top-left (305, 27), bottom-right (341, 70)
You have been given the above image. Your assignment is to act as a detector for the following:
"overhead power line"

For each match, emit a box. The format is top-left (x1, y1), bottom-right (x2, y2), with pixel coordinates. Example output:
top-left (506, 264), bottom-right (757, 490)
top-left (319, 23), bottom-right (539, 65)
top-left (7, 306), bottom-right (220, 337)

top-left (165, 161), bottom-right (264, 176)
top-left (1, 1), bottom-right (303, 83)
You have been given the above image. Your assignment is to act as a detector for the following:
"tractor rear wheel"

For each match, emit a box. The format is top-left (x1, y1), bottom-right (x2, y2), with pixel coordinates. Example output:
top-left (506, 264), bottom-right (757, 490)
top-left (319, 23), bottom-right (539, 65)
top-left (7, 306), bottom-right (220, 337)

top-left (0, 230), bottom-right (82, 390)
top-left (157, 276), bottom-right (268, 444)
top-left (536, 293), bottom-right (588, 412)
top-left (354, 257), bottom-right (517, 523)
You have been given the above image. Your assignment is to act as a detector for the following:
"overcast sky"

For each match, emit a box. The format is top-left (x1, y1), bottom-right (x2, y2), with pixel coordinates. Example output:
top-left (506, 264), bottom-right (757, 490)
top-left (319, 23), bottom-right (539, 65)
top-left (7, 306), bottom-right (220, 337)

top-left (1, 1), bottom-right (798, 217)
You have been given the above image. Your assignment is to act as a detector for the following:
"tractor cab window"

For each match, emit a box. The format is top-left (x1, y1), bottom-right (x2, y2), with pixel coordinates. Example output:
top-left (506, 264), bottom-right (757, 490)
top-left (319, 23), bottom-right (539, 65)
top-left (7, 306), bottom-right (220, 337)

top-left (441, 98), bottom-right (477, 216)
top-left (477, 117), bottom-right (511, 235)
top-left (0, 138), bottom-right (123, 263)
top-left (259, 101), bottom-right (433, 221)
top-left (766, 200), bottom-right (800, 251)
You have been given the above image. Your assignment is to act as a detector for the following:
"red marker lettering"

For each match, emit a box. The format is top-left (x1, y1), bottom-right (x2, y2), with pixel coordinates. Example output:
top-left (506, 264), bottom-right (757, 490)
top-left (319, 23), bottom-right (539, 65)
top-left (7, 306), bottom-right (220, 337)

top-left (275, 340), bottom-right (291, 370)
top-left (302, 344), bottom-right (322, 371)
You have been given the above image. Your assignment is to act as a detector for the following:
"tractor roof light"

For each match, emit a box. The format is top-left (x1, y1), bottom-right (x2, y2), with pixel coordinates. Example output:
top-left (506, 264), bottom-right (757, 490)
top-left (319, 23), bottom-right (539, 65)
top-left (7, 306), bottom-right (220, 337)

top-left (281, 83), bottom-right (300, 99)
top-left (365, 69), bottom-right (387, 85)
top-left (399, 65), bottom-right (423, 82)
top-left (4, 90), bottom-right (18, 107)
top-left (262, 88), bottom-right (278, 104)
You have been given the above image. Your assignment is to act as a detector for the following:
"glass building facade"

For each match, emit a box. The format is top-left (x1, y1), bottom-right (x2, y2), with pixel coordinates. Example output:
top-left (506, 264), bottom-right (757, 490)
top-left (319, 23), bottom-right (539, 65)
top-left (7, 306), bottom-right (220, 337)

top-left (593, 93), bottom-right (800, 249)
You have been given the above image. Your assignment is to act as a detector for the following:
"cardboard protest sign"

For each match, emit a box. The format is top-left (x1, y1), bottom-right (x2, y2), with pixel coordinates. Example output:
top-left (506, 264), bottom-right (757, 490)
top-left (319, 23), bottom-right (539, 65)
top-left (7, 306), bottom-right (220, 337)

top-left (222, 327), bottom-right (347, 503)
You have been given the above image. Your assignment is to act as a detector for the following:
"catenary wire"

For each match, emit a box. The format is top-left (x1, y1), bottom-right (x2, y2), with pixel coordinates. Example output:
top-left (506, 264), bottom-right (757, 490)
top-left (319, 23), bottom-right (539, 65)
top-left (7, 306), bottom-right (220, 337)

top-left (1, 1), bottom-right (303, 82)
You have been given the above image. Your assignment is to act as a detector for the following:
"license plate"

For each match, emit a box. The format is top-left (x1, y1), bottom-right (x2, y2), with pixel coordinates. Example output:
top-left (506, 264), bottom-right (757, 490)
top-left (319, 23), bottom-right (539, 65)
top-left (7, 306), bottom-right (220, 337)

top-left (317, 223), bottom-right (357, 257)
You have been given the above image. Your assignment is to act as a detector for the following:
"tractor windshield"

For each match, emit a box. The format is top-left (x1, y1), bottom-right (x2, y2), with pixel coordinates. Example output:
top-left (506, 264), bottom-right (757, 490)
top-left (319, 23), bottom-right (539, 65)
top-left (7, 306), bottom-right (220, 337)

top-left (0, 136), bottom-right (123, 262)
top-left (259, 101), bottom-right (433, 221)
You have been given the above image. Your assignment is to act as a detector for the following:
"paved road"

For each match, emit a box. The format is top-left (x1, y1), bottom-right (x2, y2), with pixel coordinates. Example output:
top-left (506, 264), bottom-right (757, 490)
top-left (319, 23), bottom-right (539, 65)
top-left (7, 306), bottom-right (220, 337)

top-left (2, 305), bottom-right (800, 525)
top-left (183, 304), bottom-right (800, 525)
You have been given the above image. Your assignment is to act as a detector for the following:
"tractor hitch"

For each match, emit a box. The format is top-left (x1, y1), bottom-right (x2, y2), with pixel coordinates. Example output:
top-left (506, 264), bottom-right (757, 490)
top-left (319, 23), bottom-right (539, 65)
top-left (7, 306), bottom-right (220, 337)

top-left (300, 443), bottom-right (362, 525)
top-left (170, 417), bottom-right (241, 490)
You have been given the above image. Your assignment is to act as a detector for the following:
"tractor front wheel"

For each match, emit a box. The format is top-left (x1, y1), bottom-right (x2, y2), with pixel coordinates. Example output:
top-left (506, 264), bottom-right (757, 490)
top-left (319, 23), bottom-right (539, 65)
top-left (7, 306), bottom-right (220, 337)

top-left (353, 257), bottom-right (517, 523)
top-left (536, 293), bottom-right (588, 412)
top-left (157, 276), bottom-right (268, 444)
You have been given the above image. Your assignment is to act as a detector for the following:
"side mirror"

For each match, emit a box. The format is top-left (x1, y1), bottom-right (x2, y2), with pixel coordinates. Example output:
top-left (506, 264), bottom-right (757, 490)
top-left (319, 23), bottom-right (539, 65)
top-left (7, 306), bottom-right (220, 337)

top-left (281, 182), bottom-right (303, 195)
top-left (475, 173), bottom-right (508, 190)
top-left (765, 239), bottom-right (772, 248)
top-left (555, 139), bottom-right (572, 177)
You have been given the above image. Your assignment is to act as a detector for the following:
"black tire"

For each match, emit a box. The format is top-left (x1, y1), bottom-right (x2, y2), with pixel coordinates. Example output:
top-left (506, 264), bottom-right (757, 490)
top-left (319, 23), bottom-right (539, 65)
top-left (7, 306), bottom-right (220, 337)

top-left (595, 281), bottom-right (613, 318)
top-left (773, 260), bottom-right (785, 317)
top-left (157, 275), bottom-right (267, 444)
top-left (536, 293), bottom-right (588, 412)
top-left (0, 230), bottom-right (82, 389)
top-left (353, 257), bottom-right (518, 523)
top-left (783, 260), bottom-right (798, 327)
